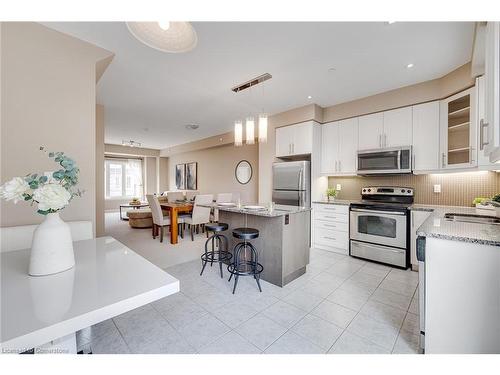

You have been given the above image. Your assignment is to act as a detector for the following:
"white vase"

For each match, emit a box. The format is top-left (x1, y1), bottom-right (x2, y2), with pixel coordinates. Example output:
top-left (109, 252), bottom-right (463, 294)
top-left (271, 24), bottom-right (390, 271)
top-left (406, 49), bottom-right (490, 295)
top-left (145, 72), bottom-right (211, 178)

top-left (29, 212), bottom-right (75, 276)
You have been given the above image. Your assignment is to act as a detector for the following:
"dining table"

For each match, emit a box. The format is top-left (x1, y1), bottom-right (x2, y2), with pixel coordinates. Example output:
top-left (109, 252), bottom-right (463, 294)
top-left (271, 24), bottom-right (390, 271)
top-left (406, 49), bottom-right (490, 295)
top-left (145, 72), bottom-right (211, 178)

top-left (159, 201), bottom-right (193, 244)
top-left (0, 237), bottom-right (179, 353)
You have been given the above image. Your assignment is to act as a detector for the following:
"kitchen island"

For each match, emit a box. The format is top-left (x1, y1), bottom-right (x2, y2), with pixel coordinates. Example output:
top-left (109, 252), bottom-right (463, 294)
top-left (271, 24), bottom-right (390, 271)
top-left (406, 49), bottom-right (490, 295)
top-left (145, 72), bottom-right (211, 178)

top-left (211, 204), bottom-right (311, 287)
top-left (416, 206), bottom-right (500, 354)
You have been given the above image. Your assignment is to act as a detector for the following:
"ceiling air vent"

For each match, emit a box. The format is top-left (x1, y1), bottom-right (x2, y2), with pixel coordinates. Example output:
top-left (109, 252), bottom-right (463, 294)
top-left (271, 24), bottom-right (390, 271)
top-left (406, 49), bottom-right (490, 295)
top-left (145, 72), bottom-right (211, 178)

top-left (231, 73), bottom-right (272, 93)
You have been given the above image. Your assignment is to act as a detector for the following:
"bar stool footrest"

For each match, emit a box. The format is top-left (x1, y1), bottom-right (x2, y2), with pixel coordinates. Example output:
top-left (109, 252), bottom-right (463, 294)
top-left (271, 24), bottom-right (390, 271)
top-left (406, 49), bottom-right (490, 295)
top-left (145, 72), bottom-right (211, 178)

top-left (227, 261), bottom-right (264, 277)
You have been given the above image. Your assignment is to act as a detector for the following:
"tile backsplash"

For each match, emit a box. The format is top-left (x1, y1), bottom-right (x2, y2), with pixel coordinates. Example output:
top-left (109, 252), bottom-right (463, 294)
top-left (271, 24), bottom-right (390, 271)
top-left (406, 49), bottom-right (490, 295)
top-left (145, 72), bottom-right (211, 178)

top-left (328, 171), bottom-right (500, 207)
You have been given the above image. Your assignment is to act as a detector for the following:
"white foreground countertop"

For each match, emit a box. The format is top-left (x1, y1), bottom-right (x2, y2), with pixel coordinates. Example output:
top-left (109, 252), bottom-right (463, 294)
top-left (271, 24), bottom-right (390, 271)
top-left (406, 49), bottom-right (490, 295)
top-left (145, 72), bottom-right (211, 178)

top-left (1, 236), bottom-right (179, 352)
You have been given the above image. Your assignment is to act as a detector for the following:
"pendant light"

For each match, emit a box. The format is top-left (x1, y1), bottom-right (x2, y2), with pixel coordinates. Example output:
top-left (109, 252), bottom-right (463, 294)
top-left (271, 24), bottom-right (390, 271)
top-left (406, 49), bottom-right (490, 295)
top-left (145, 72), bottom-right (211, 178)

top-left (246, 117), bottom-right (255, 145)
top-left (258, 113), bottom-right (268, 143)
top-left (234, 120), bottom-right (243, 147)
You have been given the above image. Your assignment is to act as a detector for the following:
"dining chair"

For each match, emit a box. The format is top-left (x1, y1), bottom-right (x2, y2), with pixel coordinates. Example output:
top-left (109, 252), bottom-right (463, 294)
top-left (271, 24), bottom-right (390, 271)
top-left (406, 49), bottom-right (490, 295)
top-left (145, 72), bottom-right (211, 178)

top-left (212, 193), bottom-right (233, 222)
top-left (146, 195), bottom-right (184, 242)
top-left (167, 191), bottom-right (185, 202)
top-left (185, 191), bottom-right (198, 202)
top-left (183, 194), bottom-right (213, 241)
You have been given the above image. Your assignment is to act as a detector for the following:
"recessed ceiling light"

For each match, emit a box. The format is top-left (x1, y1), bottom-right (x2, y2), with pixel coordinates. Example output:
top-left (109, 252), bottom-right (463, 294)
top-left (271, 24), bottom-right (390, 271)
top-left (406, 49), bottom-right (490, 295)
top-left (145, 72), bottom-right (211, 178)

top-left (387, 21), bottom-right (397, 24)
top-left (328, 67), bottom-right (336, 72)
top-left (185, 124), bottom-right (199, 130)
top-left (406, 63), bottom-right (414, 69)
top-left (307, 95), bottom-right (312, 99)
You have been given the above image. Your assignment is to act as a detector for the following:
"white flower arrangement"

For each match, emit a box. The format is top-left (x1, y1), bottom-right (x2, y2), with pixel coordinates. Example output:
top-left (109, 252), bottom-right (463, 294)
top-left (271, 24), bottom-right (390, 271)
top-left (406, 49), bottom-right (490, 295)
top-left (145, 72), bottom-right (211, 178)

top-left (0, 147), bottom-right (84, 215)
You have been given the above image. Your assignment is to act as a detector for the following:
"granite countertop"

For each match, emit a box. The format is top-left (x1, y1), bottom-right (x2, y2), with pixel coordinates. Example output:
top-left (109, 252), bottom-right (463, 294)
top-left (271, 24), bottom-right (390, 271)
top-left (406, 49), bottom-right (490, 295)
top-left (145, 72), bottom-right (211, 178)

top-left (415, 205), bottom-right (500, 246)
top-left (201, 203), bottom-right (312, 217)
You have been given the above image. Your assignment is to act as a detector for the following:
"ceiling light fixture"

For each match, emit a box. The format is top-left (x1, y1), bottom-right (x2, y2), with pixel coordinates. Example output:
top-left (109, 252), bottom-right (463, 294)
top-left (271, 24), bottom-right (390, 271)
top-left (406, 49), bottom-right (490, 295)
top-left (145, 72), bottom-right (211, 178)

top-left (233, 73), bottom-right (271, 147)
top-left (246, 117), bottom-right (255, 145)
top-left (234, 120), bottom-right (243, 147)
top-left (185, 124), bottom-right (199, 130)
top-left (122, 140), bottom-right (142, 148)
top-left (126, 22), bottom-right (197, 53)
top-left (307, 95), bottom-right (313, 99)
top-left (387, 21), bottom-right (397, 24)
top-left (158, 21), bottom-right (171, 31)
top-left (258, 113), bottom-right (268, 143)
top-left (407, 63), bottom-right (414, 68)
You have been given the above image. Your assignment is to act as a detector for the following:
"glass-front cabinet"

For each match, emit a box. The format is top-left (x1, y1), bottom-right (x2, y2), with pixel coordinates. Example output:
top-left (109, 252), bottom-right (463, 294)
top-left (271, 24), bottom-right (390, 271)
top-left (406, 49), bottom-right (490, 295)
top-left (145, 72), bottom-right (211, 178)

top-left (440, 87), bottom-right (478, 169)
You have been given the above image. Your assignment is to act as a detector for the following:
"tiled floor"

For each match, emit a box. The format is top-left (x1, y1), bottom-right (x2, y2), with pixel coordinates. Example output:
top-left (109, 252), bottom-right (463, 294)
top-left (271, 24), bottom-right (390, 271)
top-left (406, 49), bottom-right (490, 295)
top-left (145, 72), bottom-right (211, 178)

top-left (84, 247), bottom-right (421, 354)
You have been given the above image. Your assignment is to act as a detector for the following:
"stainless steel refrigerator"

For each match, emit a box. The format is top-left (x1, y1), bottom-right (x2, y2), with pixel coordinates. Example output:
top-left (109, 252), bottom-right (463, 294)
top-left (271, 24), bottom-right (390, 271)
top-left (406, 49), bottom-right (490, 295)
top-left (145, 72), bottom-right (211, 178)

top-left (272, 161), bottom-right (311, 207)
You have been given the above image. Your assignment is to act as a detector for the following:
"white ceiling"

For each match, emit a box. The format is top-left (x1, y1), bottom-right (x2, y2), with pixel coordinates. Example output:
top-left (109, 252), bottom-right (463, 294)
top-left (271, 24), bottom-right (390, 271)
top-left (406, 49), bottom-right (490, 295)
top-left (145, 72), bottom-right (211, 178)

top-left (44, 22), bottom-right (474, 150)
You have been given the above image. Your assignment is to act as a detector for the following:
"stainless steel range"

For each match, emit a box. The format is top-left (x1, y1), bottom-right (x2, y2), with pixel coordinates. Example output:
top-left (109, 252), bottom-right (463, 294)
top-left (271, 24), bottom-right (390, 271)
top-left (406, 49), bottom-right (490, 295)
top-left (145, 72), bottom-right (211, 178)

top-left (349, 186), bottom-right (413, 269)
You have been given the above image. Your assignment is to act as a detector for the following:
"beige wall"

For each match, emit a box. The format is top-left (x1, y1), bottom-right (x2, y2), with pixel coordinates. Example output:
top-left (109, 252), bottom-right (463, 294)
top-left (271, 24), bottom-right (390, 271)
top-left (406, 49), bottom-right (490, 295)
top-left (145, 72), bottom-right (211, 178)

top-left (96, 104), bottom-right (105, 236)
top-left (168, 143), bottom-right (259, 203)
top-left (0, 22), bottom-right (113, 229)
top-left (322, 63), bottom-right (474, 123)
top-left (159, 157), bottom-right (169, 192)
top-left (145, 157), bottom-right (157, 195)
top-left (328, 171), bottom-right (499, 207)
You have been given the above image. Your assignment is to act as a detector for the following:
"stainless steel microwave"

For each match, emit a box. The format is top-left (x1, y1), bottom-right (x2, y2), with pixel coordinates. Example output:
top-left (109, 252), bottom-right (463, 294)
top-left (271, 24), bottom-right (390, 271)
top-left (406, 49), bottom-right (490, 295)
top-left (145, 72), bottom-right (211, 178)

top-left (357, 146), bottom-right (412, 175)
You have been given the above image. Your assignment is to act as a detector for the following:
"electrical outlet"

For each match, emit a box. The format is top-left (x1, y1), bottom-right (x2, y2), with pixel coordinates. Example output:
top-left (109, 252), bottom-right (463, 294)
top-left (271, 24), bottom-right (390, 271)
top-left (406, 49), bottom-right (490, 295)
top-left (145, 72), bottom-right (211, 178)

top-left (336, 184), bottom-right (342, 191)
top-left (433, 184), bottom-right (441, 193)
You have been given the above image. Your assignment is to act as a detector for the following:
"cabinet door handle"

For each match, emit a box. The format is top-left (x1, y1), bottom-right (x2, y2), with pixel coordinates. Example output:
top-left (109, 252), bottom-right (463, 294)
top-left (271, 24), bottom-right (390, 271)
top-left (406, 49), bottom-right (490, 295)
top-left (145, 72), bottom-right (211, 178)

top-left (441, 152), bottom-right (446, 168)
top-left (323, 223), bottom-right (337, 228)
top-left (335, 160), bottom-right (338, 172)
top-left (480, 119), bottom-right (490, 150)
top-left (324, 215), bottom-right (338, 219)
top-left (338, 160), bottom-right (341, 172)
top-left (384, 133), bottom-right (387, 147)
top-left (379, 134), bottom-right (382, 148)
top-left (470, 146), bottom-right (475, 164)
top-left (323, 236), bottom-right (336, 241)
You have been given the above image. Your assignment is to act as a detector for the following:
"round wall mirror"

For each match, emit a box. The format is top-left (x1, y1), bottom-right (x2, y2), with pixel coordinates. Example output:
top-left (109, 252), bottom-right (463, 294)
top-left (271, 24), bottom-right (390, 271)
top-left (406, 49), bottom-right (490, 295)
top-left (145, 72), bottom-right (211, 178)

top-left (235, 160), bottom-right (252, 185)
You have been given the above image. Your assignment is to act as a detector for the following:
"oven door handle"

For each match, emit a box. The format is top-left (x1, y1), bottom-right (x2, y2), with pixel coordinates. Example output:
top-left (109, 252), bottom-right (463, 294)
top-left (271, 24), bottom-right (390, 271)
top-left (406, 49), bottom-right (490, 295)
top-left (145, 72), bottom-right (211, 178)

top-left (350, 208), bottom-right (406, 216)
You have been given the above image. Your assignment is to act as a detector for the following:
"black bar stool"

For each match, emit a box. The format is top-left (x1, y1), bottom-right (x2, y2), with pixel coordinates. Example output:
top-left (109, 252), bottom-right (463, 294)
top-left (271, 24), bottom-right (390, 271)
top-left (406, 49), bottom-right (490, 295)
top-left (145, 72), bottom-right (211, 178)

top-left (200, 222), bottom-right (232, 278)
top-left (227, 227), bottom-right (264, 294)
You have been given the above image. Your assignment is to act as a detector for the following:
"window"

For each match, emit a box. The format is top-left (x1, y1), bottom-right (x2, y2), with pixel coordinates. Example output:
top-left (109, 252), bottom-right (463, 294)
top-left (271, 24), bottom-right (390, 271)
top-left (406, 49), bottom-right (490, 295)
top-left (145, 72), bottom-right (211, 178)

top-left (105, 158), bottom-right (143, 199)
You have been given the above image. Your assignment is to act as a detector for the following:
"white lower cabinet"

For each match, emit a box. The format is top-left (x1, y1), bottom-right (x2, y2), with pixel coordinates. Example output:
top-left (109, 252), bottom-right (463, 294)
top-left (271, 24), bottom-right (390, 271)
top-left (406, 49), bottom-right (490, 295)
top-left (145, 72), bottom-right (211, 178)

top-left (410, 210), bottom-right (432, 268)
top-left (312, 203), bottom-right (349, 255)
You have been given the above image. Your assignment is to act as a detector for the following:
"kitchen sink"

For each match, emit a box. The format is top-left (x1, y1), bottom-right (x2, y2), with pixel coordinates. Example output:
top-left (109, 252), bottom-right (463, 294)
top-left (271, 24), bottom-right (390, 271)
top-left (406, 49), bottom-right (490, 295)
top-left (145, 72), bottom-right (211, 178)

top-left (444, 213), bottom-right (500, 225)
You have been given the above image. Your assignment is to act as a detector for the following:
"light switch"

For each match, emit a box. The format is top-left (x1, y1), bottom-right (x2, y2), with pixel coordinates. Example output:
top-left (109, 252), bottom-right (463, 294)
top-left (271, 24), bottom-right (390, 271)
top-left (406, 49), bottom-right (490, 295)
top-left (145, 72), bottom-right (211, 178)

top-left (433, 184), bottom-right (441, 193)
top-left (336, 184), bottom-right (342, 191)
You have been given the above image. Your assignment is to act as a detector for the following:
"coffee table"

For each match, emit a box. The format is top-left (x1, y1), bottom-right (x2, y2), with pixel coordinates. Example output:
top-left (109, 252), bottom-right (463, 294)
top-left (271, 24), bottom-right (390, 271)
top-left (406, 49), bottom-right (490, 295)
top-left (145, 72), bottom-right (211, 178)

top-left (119, 203), bottom-right (148, 220)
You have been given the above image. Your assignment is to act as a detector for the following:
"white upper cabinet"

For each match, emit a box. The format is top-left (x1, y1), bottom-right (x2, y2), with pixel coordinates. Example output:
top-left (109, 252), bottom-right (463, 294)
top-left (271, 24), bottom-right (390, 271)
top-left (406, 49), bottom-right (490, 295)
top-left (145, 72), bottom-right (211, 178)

top-left (412, 101), bottom-right (440, 172)
top-left (321, 118), bottom-right (358, 175)
top-left (484, 22), bottom-right (500, 162)
top-left (337, 117), bottom-right (359, 174)
top-left (321, 122), bottom-right (339, 174)
top-left (476, 75), bottom-right (496, 167)
top-left (275, 121), bottom-right (313, 157)
top-left (275, 125), bottom-right (294, 157)
top-left (439, 87), bottom-right (477, 169)
top-left (383, 107), bottom-right (413, 147)
top-left (293, 122), bottom-right (313, 155)
top-left (358, 112), bottom-right (384, 150)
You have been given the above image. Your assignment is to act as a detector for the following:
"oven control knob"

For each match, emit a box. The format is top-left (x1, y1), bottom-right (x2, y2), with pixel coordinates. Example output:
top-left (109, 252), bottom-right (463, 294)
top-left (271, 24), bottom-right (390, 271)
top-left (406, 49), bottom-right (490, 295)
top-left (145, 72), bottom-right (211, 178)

top-left (401, 189), bottom-right (405, 193)
top-left (367, 189), bottom-right (371, 192)
top-left (362, 189), bottom-right (366, 193)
